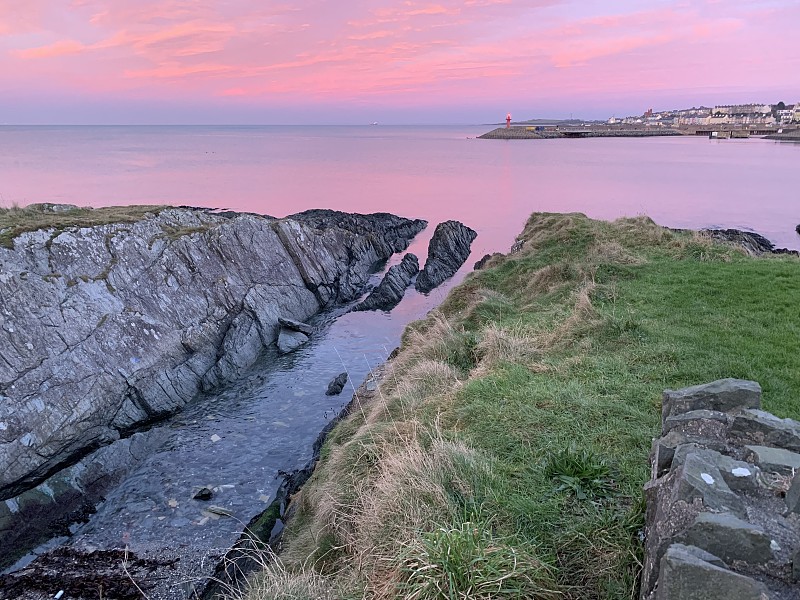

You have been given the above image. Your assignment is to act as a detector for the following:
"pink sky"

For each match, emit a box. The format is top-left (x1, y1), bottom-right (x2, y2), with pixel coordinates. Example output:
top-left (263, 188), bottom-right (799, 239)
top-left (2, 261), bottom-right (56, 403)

top-left (1, 0), bottom-right (798, 124)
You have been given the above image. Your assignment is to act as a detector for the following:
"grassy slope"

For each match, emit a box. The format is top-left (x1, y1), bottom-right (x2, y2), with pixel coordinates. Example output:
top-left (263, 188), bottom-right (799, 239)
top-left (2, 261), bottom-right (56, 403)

top-left (249, 213), bottom-right (800, 600)
top-left (0, 204), bottom-right (169, 247)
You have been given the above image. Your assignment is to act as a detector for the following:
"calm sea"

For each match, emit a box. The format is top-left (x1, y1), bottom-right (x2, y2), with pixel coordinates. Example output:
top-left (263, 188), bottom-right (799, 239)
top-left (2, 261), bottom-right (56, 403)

top-left (1, 124), bottom-right (798, 252)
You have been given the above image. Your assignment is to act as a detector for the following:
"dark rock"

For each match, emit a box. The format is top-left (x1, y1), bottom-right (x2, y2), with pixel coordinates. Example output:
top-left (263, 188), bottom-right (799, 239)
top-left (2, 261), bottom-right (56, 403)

top-left (656, 543), bottom-right (769, 600)
top-left (415, 220), bottom-right (477, 293)
top-left (353, 253), bottom-right (419, 312)
top-left (703, 228), bottom-right (775, 255)
top-left (662, 379), bottom-right (761, 421)
top-left (673, 453), bottom-right (744, 517)
top-left (667, 543), bottom-right (728, 568)
top-left (473, 253), bottom-right (494, 270)
top-left (193, 487), bottom-right (213, 501)
top-left (796, 224), bottom-right (800, 236)
top-left (679, 512), bottom-right (774, 565)
top-left (786, 471), bottom-right (800, 515)
top-left (326, 372), bottom-right (348, 396)
top-left (651, 429), bottom-right (730, 478)
top-left (671, 445), bottom-right (759, 492)
top-left (745, 445), bottom-right (800, 476)
top-left (277, 329), bottom-right (309, 354)
top-left (277, 317), bottom-right (314, 336)
top-left (730, 409), bottom-right (800, 452)
top-left (662, 409), bottom-right (729, 437)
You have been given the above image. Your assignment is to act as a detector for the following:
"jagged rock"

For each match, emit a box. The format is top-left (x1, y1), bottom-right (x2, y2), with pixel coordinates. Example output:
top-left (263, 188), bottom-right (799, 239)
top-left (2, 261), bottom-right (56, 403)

top-left (730, 409), bottom-right (800, 452)
top-left (703, 228), bottom-right (775, 255)
top-left (786, 472), bottom-right (800, 515)
top-left (674, 453), bottom-right (744, 516)
top-left (0, 207), bottom-right (426, 501)
top-left (326, 372), bottom-right (348, 396)
top-left (667, 543), bottom-right (728, 568)
top-left (277, 329), bottom-right (309, 354)
top-left (679, 512), bottom-right (774, 565)
top-left (651, 429), bottom-right (730, 478)
top-left (353, 253), bottom-right (419, 312)
top-left (745, 445), bottom-right (800, 476)
top-left (415, 220), bottom-right (477, 293)
top-left (662, 379), bottom-right (761, 420)
top-left (193, 487), bottom-right (213, 501)
top-left (796, 224), bottom-right (800, 236)
top-left (473, 253), bottom-right (495, 270)
top-left (277, 317), bottom-right (314, 336)
top-left (662, 409), bottom-right (729, 437)
top-left (656, 543), bottom-right (769, 600)
top-left (671, 445), bottom-right (759, 492)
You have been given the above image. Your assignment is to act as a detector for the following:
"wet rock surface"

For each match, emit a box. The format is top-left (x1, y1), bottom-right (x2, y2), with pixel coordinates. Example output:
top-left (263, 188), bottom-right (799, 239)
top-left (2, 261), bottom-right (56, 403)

top-left (0, 547), bottom-right (176, 600)
top-left (415, 220), bottom-right (477, 293)
top-left (642, 378), bottom-right (800, 600)
top-left (325, 372), bottom-right (348, 396)
top-left (0, 207), bottom-right (425, 503)
top-left (353, 253), bottom-right (419, 311)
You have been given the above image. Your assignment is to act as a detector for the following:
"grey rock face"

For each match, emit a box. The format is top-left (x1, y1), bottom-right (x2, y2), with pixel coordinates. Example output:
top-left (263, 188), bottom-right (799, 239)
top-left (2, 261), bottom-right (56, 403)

top-left (656, 543), bottom-right (769, 600)
top-left (415, 220), bottom-right (477, 293)
top-left (0, 207), bottom-right (426, 501)
top-left (278, 317), bottom-right (314, 336)
top-left (703, 228), bottom-right (775, 255)
top-left (746, 445), bottom-right (800, 476)
top-left (353, 253), bottom-right (419, 312)
top-left (680, 512), bottom-right (774, 565)
top-left (662, 378), bottom-right (761, 420)
top-left (277, 329), bottom-right (309, 354)
top-left (730, 409), bottom-right (800, 452)
top-left (325, 372), bottom-right (348, 396)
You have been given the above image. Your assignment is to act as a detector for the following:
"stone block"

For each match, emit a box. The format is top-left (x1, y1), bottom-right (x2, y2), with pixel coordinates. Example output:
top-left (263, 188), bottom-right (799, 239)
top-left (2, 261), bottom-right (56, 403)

top-left (674, 453), bottom-right (745, 517)
top-left (746, 445), bottom-right (800, 476)
top-left (680, 512), bottom-right (774, 565)
top-left (655, 543), bottom-right (769, 600)
top-left (731, 410), bottom-right (800, 452)
top-left (672, 445), bottom-right (759, 492)
top-left (662, 379), bottom-right (761, 421)
top-left (786, 471), bottom-right (800, 515)
top-left (662, 409), bottom-right (729, 436)
top-left (652, 430), bottom-right (729, 478)
top-left (277, 328), bottom-right (309, 354)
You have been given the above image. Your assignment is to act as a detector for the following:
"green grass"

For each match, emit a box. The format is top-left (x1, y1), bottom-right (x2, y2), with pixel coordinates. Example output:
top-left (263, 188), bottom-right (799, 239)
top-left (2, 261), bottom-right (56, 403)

top-left (0, 203), bottom-right (169, 248)
top-left (256, 213), bottom-right (800, 600)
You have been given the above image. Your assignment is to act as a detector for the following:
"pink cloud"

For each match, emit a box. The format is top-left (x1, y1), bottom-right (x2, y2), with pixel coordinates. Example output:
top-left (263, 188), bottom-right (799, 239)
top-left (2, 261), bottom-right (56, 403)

top-left (0, 0), bottom-right (797, 118)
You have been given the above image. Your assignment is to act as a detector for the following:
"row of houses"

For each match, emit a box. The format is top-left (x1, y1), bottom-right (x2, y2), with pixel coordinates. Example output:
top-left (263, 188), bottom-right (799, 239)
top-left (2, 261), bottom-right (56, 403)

top-left (608, 103), bottom-right (800, 128)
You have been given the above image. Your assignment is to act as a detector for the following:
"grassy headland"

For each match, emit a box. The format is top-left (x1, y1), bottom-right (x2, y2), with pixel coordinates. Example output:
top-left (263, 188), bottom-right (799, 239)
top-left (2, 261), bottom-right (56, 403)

top-left (0, 203), bottom-right (168, 248)
top-left (244, 213), bottom-right (800, 600)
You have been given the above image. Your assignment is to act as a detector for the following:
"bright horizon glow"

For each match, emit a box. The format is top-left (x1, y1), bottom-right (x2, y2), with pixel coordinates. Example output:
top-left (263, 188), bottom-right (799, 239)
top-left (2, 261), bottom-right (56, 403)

top-left (1, 0), bottom-right (799, 125)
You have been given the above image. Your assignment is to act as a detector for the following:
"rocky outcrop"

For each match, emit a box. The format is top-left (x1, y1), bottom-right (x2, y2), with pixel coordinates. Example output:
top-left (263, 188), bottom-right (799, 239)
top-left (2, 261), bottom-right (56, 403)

top-left (415, 221), bottom-right (477, 293)
top-left (353, 253), bottom-right (419, 312)
top-left (277, 318), bottom-right (314, 354)
top-left (703, 229), bottom-right (775, 255)
top-left (0, 207), bottom-right (426, 502)
top-left (642, 379), bottom-right (800, 600)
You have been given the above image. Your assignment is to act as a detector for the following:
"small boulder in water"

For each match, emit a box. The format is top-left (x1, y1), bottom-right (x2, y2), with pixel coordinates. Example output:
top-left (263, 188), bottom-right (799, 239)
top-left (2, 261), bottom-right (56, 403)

top-left (278, 317), bottom-right (314, 336)
top-left (326, 372), bottom-right (349, 396)
top-left (193, 487), bottom-right (213, 501)
top-left (277, 329), bottom-right (309, 354)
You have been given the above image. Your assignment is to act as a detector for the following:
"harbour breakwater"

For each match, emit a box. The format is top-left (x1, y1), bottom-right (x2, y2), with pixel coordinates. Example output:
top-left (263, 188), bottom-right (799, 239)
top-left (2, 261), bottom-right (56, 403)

top-left (478, 126), bottom-right (686, 140)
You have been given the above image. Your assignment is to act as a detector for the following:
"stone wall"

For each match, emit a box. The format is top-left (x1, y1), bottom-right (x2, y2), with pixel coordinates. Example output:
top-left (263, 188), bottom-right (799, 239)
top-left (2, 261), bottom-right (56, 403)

top-left (642, 379), bottom-right (800, 599)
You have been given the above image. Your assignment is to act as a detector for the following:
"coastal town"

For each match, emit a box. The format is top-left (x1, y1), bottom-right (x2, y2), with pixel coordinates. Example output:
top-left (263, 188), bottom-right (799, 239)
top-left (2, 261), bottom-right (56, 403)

top-left (483, 101), bottom-right (800, 140)
top-left (609, 101), bottom-right (800, 127)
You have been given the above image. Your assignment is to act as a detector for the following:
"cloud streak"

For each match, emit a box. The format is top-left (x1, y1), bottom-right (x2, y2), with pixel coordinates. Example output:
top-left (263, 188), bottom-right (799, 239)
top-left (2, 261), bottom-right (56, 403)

top-left (1, 0), bottom-right (798, 122)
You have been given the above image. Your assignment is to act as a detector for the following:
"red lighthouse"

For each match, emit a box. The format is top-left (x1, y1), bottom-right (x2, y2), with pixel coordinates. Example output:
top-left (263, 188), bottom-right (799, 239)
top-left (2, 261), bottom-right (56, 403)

top-left (506, 113), bottom-right (512, 128)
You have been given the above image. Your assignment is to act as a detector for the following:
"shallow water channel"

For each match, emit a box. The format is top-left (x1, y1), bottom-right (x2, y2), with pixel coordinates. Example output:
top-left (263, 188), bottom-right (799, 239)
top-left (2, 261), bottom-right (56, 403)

top-left (5, 235), bottom-right (464, 598)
